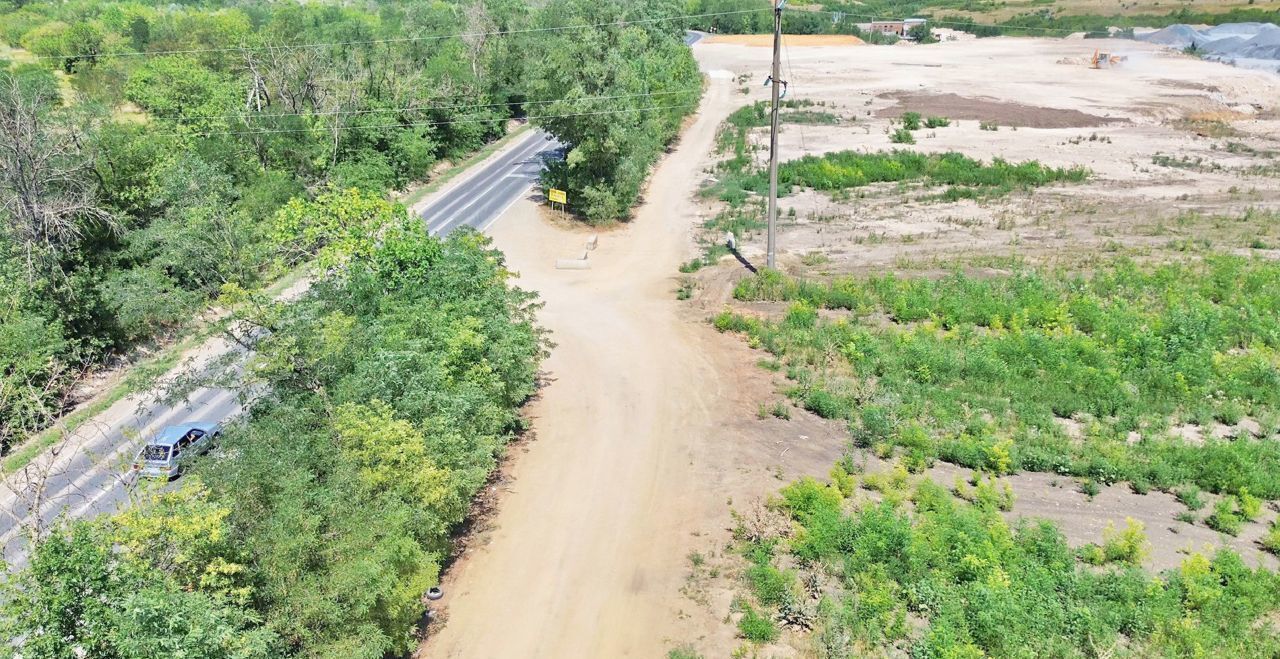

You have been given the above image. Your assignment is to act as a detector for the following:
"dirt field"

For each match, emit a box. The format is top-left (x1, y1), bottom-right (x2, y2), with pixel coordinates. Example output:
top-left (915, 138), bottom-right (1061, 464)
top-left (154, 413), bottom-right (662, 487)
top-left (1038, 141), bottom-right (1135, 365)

top-left (695, 36), bottom-right (1280, 274)
top-left (703, 33), bottom-right (864, 47)
top-left (418, 36), bottom-right (1280, 658)
top-left (680, 35), bottom-right (1280, 654)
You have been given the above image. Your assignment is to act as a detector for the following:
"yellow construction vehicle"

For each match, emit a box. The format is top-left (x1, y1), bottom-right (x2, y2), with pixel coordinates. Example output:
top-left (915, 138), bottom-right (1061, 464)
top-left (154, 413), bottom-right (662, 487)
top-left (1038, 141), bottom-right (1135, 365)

top-left (1090, 49), bottom-right (1126, 69)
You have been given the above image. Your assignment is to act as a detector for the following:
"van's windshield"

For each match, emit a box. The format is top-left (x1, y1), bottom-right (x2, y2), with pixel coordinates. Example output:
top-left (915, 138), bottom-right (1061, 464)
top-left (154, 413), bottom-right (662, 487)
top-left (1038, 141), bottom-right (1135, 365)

top-left (142, 445), bottom-right (171, 462)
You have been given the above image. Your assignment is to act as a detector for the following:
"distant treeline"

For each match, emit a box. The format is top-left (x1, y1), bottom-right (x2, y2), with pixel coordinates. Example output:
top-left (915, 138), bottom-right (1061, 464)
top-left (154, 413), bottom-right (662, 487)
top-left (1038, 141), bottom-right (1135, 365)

top-left (687, 0), bottom-right (901, 43)
top-left (936, 7), bottom-right (1280, 37)
top-left (685, 0), bottom-right (1274, 42)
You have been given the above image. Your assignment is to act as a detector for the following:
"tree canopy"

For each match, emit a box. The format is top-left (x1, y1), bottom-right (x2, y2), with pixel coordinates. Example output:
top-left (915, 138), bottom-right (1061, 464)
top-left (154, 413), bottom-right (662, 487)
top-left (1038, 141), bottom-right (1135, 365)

top-left (0, 0), bottom-right (702, 453)
top-left (2, 196), bottom-right (548, 657)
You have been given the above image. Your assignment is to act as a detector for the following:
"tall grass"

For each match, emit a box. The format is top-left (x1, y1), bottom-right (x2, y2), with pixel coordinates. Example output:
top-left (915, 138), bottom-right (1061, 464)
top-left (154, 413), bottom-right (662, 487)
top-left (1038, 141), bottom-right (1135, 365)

top-left (712, 149), bottom-right (1087, 203)
top-left (723, 257), bottom-right (1280, 498)
top-left (739, 474), bottom-right (1280, 657)
top-left (780, 150), bottom-right (1088, 191)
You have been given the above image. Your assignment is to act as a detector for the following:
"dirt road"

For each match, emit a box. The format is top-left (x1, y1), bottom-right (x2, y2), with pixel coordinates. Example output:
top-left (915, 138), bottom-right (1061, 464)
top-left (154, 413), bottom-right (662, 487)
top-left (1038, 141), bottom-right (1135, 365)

top-left (421, 77), bottom-right (755, 657)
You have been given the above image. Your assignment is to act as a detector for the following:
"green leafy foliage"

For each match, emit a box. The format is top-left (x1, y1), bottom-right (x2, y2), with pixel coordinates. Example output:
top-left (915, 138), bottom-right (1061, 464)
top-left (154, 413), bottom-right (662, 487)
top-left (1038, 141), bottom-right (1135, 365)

top-left (1080, 518), bottom-right (1150, 566)
top-left (1206, 496), bottom-right (1247, 536)
top-left (737, 605), bottom-right (779, 643)
top-left (778, 150), bottom-right (1087, 194)
top-left (907, 21), bottom-right (937, 44)
top-left (0, 0), bottom-right (546, 454)
top-left (686, 0), bottom-right (899, 43)
top-left (712, 146), bottom-right (1086, 204)
top-left (1, 518), bottom-right (276, 658)
top-left (748, 472), bottom-right (1280, 657)
top-left (724, 258), bottom-right (1280, 498)
top-left (526, 0), bottom-right (702, 223)
top-left (3, 220), bottom-right (548, 657)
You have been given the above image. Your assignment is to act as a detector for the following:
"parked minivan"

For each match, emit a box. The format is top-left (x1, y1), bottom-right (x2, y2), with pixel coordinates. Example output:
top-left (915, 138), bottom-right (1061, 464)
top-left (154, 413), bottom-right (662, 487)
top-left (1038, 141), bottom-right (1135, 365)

top-left (131, 422), bottom-right (221, 480)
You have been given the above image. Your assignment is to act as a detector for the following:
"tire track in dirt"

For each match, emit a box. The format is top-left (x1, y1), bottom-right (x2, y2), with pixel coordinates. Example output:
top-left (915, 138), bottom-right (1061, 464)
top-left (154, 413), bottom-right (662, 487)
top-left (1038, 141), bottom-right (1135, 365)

top-left (419, 78), bottom-right (746, 657)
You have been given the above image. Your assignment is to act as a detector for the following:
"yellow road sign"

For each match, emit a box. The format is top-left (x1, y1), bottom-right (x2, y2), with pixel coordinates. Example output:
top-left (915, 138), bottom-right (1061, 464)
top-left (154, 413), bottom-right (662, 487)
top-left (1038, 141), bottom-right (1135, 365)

top-left (548, 188), bottom-right (567, 204)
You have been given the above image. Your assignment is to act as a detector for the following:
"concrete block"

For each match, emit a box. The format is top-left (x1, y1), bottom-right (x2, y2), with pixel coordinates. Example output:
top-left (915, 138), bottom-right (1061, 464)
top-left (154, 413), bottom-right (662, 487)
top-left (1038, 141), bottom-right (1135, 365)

top-left (555, 259), bottom-right (590, 270)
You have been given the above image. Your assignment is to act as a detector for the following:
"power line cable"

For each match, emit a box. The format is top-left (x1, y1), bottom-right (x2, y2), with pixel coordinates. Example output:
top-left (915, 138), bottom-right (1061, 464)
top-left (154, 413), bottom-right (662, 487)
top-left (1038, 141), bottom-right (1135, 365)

top-left (144, 88), bottom-right (702, 123)
top-left (780, 34), bottom-right (807, 155)
top-left (811, 9), bottom-right (1083, 36)
top-left (154, 102), bottom-right (698, 139)
top-left (31, 8), bottom-right (770, 61)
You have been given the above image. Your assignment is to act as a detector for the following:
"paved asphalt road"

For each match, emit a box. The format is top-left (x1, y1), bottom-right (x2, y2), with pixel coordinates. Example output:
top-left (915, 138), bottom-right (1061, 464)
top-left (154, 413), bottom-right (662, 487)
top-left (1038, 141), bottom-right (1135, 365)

top-left (0, 128), bottom-right (559, 570)
top-left (423, 129), bottom-right (559, 237)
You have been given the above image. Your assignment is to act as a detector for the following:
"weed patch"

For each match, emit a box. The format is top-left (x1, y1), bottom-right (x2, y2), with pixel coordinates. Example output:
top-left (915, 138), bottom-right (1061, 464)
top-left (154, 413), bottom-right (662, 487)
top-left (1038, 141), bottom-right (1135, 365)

top-left (733, 470), bottom-right (1280, 657)
top-left (722, 257), bottom-right (1280, 498)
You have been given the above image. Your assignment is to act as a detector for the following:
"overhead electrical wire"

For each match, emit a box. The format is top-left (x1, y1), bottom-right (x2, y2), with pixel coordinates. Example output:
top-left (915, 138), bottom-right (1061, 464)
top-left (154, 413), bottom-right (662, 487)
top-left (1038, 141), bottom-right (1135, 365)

top-left (31, 5), bottom-right (1098, 66)
top-left (29, 8), bottom-right (770, 61)
top-left (145, 88), bottom-right (702, 123)
top-left (153, 102), bottom-right (700, 139)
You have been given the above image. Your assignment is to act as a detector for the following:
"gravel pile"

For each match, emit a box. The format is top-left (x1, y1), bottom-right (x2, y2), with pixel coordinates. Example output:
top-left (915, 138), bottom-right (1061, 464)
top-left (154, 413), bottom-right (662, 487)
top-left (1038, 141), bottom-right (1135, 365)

top-left (1138, 22), bottom-right (1280, 70)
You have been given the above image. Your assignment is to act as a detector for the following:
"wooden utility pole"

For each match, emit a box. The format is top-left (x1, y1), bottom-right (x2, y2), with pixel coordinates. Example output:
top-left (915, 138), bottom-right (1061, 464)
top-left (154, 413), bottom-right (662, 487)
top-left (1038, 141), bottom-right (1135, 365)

top-left (766, 1), bottom-right (784, 270)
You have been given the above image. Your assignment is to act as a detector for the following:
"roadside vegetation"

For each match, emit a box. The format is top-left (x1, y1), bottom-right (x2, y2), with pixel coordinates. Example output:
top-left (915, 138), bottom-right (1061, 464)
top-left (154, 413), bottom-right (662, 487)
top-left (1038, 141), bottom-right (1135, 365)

top-left (527, 1), bottom-right (703, 224)
top-left (0, 1), bottom-right (513, 456)
top-left (0, 0), bottom-right (695, 457)
top-left (727, 469), bottom-right (1280, 656)
top-left (0, 196), bottom-right (548, 658)
top-left (723, 256), bottom-right (1280, 498)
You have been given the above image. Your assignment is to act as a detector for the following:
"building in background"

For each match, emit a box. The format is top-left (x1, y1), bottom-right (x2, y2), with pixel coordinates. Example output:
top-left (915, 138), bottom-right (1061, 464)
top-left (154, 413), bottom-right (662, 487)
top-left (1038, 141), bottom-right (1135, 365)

top-left (862, 18), bottom-right (928, 38)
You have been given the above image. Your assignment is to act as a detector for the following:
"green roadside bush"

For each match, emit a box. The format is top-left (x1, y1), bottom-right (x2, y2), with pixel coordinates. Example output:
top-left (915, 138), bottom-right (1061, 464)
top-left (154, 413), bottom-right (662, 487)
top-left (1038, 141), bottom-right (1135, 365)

top-left (3, 214), bottom-right (548, 657)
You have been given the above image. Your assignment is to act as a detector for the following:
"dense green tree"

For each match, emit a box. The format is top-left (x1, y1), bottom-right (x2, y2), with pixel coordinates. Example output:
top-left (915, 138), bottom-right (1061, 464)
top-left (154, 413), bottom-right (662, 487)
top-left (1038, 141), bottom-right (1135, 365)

top-left (524, 0), bottom-right (701, 222)
top-left (1, 522), bottom-right (122, 658)
top-left (907, 20), bottom-right (938, 43)
top-left (0, 516), bottom-right (278, 659)
top-left (0, 0), bottom-right (549, 455)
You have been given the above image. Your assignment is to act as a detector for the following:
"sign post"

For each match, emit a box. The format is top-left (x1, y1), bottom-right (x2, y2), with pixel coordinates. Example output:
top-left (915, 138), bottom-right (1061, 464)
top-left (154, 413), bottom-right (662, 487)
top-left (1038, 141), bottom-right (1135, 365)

top-left (548, 188), bottom-right (567, 218)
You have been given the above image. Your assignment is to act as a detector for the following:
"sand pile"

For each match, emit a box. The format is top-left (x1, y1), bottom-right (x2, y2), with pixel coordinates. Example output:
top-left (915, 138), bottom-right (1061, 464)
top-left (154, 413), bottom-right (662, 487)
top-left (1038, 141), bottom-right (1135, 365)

top-left (1138, 22), bottom-right (1280, 70)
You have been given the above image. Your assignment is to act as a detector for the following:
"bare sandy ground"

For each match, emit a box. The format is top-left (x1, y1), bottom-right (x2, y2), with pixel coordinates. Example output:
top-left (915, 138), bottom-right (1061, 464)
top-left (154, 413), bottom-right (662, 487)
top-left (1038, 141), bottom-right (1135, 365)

top-left (418, 77), bottom-right (847, 657)
top-left (694, 36), bottom-right (1280, 271)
